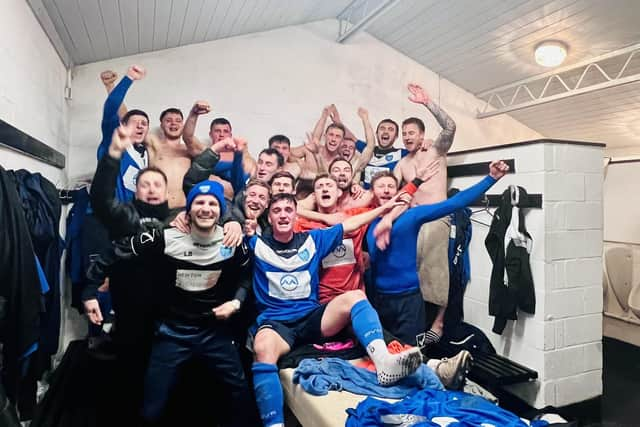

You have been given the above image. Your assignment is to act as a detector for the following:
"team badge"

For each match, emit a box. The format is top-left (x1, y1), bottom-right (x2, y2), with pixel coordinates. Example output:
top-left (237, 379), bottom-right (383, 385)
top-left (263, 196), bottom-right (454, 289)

top-left (298, 248), bottom-right (310, 261)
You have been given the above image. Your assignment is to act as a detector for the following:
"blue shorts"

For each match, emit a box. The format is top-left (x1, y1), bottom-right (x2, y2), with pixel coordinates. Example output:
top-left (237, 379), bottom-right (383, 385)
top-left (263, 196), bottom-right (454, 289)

top-left (256, 305), bottom-right (328, 349)
top-left (374, 288), bottom-right (425, 345)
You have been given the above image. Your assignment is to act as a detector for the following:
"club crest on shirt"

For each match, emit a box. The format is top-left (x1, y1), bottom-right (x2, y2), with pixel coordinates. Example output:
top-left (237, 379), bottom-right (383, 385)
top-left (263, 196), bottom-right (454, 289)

top-left (280, 274), bottom-right (299, 291)
top-left (385, 154), bottom-right (394, 161)
top-left (298, 248), bottom-right (310, 261)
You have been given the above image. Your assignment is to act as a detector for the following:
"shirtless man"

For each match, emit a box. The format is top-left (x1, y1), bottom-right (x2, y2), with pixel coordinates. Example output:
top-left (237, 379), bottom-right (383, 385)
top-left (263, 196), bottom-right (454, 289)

top-left (182, 100), bottom-right (255, 198)
top-left (327, 105), bottom-right (377, 184)
top-left (99, 69), bottom-right (205, 210)
top-left (391, 83), bottom-right (457, 346)
top-left (146, 108), bottom-right (206, 210)
top-left (268, 135), bottom-right (301, 179)
top-left (290, 106), bottom-right (345, 193)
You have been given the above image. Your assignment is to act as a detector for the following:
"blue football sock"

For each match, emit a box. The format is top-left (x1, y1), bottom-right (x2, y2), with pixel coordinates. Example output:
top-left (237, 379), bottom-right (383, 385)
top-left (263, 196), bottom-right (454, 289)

top-left (252, 362), bottom-right (284, 426)
top-left (350, 299), bottom-right (384, 347)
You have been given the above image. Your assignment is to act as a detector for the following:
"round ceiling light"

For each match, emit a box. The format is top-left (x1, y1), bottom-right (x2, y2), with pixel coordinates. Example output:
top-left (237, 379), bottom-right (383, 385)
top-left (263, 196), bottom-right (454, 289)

top-left (534, 41), bottom-right (568, 67)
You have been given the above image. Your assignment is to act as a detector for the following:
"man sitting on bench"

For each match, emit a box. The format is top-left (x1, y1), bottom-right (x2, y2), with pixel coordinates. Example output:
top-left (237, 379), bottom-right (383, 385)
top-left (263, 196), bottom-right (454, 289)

top-left (247, 193), bottom-right (423, 427)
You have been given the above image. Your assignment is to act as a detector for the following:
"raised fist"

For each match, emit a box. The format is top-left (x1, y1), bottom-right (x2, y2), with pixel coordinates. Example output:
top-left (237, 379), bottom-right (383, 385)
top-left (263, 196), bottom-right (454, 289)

top-left (126, 65), bottom-right (146, 81)
top-left (489, 160), bottom-right (510, 180)
top-left (357, 107), bottom-right (368, 120)
top-left (192, 100), bottom-right (211, 115)
top-left (100, 70), bottom-right (117, 87)
top-left (211, 137), bottom-right (236, 153)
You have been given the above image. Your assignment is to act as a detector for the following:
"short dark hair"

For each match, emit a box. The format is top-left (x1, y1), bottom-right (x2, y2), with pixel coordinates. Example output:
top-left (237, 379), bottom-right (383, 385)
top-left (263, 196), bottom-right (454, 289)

top-left (328, 157), bottom-right (352, 173)
top-left (312, 173), bottom-right (338, 189)
top-left (210, 117), bottom-right (232, 131)
top-left (136, 166), bottom-right (167, 186)
top-left (377, 119), bottom-right (399, 134)
top-left (259, 148), bottom-right (285, 167)
top-left (246, 179), bottom-right (271, 194)
top-left (370, 170), bottom-right (397, 188)
top-left (270, 171), bottom-right (295, 186)
top-left (122, 109), bottom-right (149, 124)
top-left (402, 117), bottom-right (425, 133)
top-left (159, 108), bottom-right (183, 121)
top-left (269, 192), bottom-right (297, 209)
top-left (268, 134), bottom-right (291, 147)
top-left (326, 123), bottom-right (346, 136)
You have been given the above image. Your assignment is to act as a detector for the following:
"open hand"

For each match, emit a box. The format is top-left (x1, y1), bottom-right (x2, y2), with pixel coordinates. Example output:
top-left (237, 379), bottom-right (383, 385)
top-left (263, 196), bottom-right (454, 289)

top-left (83, 299), bottom-right (103, 325)
top-left (415, 158), bottom-right (440, 182)
top-left (222, 221), bottom-right (243, 247)
top-left (407, 83), bottom-right (430, 105)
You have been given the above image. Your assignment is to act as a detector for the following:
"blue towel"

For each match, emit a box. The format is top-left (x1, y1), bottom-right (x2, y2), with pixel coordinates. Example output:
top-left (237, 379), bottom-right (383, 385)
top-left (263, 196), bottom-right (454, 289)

top-left (292, 358), bottom-right (443, 399)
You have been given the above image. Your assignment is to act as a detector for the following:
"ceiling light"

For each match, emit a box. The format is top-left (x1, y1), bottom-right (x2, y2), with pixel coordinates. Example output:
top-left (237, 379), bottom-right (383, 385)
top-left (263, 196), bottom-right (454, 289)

top-left (534, 41), bottom-right (568, 67)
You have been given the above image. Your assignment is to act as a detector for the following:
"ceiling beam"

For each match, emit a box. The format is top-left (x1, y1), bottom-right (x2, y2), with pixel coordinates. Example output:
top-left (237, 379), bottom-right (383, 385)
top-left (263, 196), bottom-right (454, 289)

top-left (477, 44), bottom-right (640, 119)
top-left (337, 0), bottom-right (400, 43)
top-left (26, 0), bottom-right (73, 68)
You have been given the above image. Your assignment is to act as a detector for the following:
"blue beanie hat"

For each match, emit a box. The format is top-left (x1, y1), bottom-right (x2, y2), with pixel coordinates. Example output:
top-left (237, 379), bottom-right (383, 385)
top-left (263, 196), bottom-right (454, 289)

top-left (186, 180), bottom-right (226, 216)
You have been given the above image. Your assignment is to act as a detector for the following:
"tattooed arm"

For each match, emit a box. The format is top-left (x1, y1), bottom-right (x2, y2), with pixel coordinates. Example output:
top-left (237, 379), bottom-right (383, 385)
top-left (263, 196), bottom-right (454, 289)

top-left (407, 83), bottom-right (456, 155)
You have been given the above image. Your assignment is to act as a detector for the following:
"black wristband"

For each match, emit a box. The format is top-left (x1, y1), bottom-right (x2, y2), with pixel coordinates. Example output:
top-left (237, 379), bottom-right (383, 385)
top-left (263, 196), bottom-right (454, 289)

top-left (411, 178), bottom-right (424, 187)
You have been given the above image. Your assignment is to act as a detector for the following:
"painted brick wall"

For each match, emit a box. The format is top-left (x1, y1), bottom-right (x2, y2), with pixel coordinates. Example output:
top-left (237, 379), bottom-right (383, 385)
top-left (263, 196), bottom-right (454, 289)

top-left (448, 142), bottom-right (604, 407)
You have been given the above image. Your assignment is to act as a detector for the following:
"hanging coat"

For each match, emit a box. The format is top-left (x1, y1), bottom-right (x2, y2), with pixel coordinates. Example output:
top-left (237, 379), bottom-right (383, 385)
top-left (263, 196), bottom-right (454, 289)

top-left (0, 166), bottom-right (42, 405)
top-left (485, 186), bottom-right (535, 334)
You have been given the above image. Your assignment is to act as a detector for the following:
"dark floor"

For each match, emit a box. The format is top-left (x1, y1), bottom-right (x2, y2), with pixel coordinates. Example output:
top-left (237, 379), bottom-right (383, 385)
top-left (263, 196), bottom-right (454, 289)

top-left (31, 336), bottom-right (640, 426)
top-left (556, 337), bottom-right (640, 427)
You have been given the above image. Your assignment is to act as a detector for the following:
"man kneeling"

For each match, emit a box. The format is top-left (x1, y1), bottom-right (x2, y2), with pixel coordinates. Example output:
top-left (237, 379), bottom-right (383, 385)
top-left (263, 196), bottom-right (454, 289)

top-left (247, 193), bottom-right (422, 427)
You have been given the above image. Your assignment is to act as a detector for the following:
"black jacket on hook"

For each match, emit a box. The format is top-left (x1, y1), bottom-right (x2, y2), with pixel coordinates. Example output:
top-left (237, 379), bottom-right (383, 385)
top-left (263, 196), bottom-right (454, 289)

top-left (485, 185), bottom-right (535, 334)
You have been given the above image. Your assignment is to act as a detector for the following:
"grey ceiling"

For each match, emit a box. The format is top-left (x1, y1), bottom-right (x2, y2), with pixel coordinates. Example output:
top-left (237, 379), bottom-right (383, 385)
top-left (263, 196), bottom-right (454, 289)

top-left (28, 0), bottom-right (640, 149)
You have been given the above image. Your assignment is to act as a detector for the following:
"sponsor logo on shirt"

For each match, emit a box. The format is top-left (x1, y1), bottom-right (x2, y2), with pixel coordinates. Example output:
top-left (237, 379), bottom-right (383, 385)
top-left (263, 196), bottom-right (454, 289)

top-left (280, 274), bottom-right (299, 291)
top-left (322, 238), bottom-right (356, 268)
top-left (266, 271), bottom-right (311, 300)
top-left (333, 244), bottom-right (347, 258)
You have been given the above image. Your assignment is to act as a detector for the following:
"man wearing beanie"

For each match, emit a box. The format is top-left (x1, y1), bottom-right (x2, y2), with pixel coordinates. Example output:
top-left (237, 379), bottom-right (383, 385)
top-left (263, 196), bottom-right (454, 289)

top-left (116, 178), bottom-right (253, 426)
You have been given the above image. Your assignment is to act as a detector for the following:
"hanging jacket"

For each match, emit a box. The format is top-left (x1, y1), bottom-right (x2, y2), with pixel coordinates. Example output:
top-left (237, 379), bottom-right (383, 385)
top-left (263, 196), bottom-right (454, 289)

top-left (485, 186), bottom-right (535, 334)
top-left (12, 170), bottom-right (63, 361)
top-left (0, 166), bottom-right (42, 407)
top-left (444, 189), bottom-right (473, 334)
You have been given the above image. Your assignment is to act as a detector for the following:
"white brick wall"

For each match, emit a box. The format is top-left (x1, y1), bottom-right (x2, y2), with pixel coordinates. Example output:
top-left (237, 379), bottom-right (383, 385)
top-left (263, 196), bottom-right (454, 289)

top-left (452, 142), bottom-right (604, 408)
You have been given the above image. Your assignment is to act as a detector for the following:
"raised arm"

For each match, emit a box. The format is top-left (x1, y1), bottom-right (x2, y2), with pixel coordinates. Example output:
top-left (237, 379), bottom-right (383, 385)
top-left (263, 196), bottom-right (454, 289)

top-left (97, 65), bottom-right (145, 160)
top-left (312, 105), bottom-right (332, 142)
top-left (342, 194), bottom-right (402, 234)
top-left (408, 83), bottom-right (456, 155)
top-left (182, 137), bottom-right (238, 196)
top-left (373, 159), bottom-right (441, 249)
top-left (355, 107), bottom-right (376, 170)
top-left (328, 104), bottom-right (358, 142)
top-left (91, 124), bottom-right (138, 237)
top-left (182, 100), bottom-right (209, 151)
top-left (100, 70), bottom-right (127, 119)
top-left (398, 160), bottom-right (509, 235)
